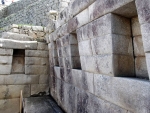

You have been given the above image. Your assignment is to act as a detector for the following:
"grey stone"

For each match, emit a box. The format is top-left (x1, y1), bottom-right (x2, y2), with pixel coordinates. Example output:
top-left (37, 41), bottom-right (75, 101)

top-left (31, 84), bottom-right (49, 95)
top-left (0, 85), bottom-right (30, 99)
top-left (132, 17), bottom-right (141, 36)
top-left (25, 50), bottom-right (48, 58)
top-left (135, 57), bottom-right (148, 79)
top-left (0, 98), bottom-right (20, 113)
top-left (0, 56), bottom-right (12, 65)
top-left (54, 66), bottom-right (61, 79)
top-left (25, 65), bottom-right (49, 75)
top-left (2, 32), bottom-right (34, 41)
top-left (0, 39), bottom-right (37, 50)
top-left (133, 36), bottom-right (145, 56)
top-left (0, 65), bottom-right (11, 75)
top-left (63, 45), bottom-right (80, 57)
top-left (0, 48), bottom-right (13, 56)
top-left (94, 74), bottom-right (150, 113)
top-left (37, 42), bottom-right (48, 50)
top-left (25, 57), bottom-right (49, 65)
top-left (32, 26), bottom-right (44, 31)
top-left (145, 53), bottom-right (150, 79)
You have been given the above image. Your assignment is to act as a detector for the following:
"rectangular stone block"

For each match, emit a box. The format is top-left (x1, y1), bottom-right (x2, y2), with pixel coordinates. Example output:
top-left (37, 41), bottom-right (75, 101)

top-left (39, 74), bottom-right (49, 84)
top-left (25, 50), bottom-right (48, 58)
top-left (0, 98), bottom-right (20, 113)
top-left (25, 57), bottom-right (49, 65)
top-left (67, 17), bottom-right (78, 33)
top-left (0, 39), bottom-right (37, 49)
top-left (135, 57), bottom-right (148, 79)
top-left (58, 57), bottom-right (65, 67)
top-left (135, 0), bottom-right (150, 24)
top-left (140, 23), bottom-right (150, 52)
top-left (0, 65), bottom-right (11, 75)
top-left (25, 65), bottom-right (49, 75)
top-left (131, 17), bottom-right (141, 36)
top-left (94, 74), bottom-right (150, 113)
top-left (37, 42), bottom-right (48, 50)
top-left (133, 36), bottom-right (145, 56)
top-left (0, 56), bottom-right (12, 64)
top-left (91, 34), bottom-right (133, 55)
top-left (5, 74), bottom-right (39, 85)
top-left (78, 39), bottom-right (93, 56)
top-left (0, 48), bottom-right (13, 56)
top-left (31, 84), bottom-right (49, 95)
top-left (0, 85), bottom-right (30, 99)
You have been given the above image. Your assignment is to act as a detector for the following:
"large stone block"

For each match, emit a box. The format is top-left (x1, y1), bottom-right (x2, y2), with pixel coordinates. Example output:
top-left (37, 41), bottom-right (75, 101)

top-left (2, 32), bottom-right (34, 41)
top-left (25, 50), bottom-right (48, 58)
top-left (0, 56), bottom-right (12, 65)
top-left (133, 36), bottom-right (145, 56)
top-left (39, 75), bottom-right (49, 84)
top-left (54, 66), bottom-right (61, 79)
top-left (135, 0), bottom-right (150, 24)
top-left (25, 57), bottom-right (49, 65)
top-left (91, 34), bottom-right (133, 55)
top-left (0, 85), bottom-right (30, 99)
top-left (25, 65), bottom-right (49, 75)
top-left (94, 74), bottom-right (150, 113)
top-left (78, 39), bottom-right (93, 56)
top-left (31, 84), bottom-right (49, 95)
top-left (140, 23), bottom-right (150, 52)
top-left (89, 0), bottom-right (134, 21)
top-left (37, 42), bottom-right (48, 50)
top-left (0, 65), bottom-right (11, 75)
top-left (0, 98), bottom-right (19, 113)
top-left (5, 74), bottom-right (39, 85)
top-left (135, 57), bottom-right (148, 79)
top-left (0, 39), bottom-right (37, 49)
top-left (0, 48), bottom-right (13, 56)
top-left (131, 17), bottom-right (141, 36)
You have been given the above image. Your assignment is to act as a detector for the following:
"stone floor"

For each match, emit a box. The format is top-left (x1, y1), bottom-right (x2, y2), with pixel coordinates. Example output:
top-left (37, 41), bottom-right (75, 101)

top-left (23, 96), bottom-right (65, 113)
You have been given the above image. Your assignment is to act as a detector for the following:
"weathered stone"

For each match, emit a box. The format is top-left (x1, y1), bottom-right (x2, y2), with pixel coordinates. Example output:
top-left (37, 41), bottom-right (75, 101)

top-left (39, 75), bottom-right (49, 84)
top-left (54, 66), bottom-right (61, 79)
top-left (0, 65), bottom-right (11, 75)
top-left (61, 34), bottom-right (78, 46)
top-left (2, 32), bottom-right (34, 41)
top-left (25, 50), bottom-right (48, 57)
top-left (135, 57), bottom-right (148, 79)
top-left (132, 17), bottom-right (141, 36)
top-left (0, 98), bottom-right (19, 113)
top-left (25, 57), bottom-right (49, 65)
top-left (5, 74), bottom-right (39, 85)
top-left (0, 85), bottom-right (30, 99)
top-left (0, 56), bottom-right (12, 65)
top-left (22, 25), bottom-right (31, 30)
top-left (28, 30), bottom-right (37, 39)
top-left (0, 48), bottom-right (13, 56)
top-left (25, 65), bottom-right (49, 75)
top-left (36, 31), bottom-right (45, 38)
top-left (135, 0), bottom-right (150, 24)
top-left (91, 34), bottom-right (133, 55)
top-left (133, 36), bottom-right (145, 56)
top-left (0, 39), bottom-right (37, 49)
top-left (145, 53), bottom-right (150, 79)
top-left (32, 26), bottom-right (44, 31)
top-left (94, 74), bottom-right (150, 113)
top-left (10, 28), bottom-right (19, 33)
top-left (64, 57), bottom-right (81, 69)
top-left (37, 42), bottom-right (48, 50)
top-left (78, 39), bottom-right (93, 56)
top-left (31, 84), bottom-right (49, 95)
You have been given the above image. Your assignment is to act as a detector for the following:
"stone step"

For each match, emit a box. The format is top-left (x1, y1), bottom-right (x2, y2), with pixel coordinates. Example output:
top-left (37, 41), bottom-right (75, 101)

top-left (1, 32), bottom-right (34, 41)
top-left (23, 96), bottom-right (64, 113)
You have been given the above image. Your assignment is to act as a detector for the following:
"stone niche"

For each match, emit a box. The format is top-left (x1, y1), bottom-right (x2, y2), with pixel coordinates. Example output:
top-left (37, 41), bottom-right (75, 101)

top-left (11, 49), bottom-right (25, 74)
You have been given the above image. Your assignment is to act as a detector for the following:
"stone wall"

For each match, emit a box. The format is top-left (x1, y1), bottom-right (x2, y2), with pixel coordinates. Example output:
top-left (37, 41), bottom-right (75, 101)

top-left (48, 0), bottom-right (150, 113)
top-left (0, 0), bottom-right (70, 27)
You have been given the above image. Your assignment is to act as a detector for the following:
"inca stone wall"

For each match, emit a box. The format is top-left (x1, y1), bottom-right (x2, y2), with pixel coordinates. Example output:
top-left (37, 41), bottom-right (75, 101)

top-left (48, 0), bottom-right (150, 113)
top-left (0, 0), bottom-right (70, 27)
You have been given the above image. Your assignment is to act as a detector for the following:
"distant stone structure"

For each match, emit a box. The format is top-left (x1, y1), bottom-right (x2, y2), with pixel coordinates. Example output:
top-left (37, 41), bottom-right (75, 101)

top-left (0, 0), bottom-right (150, 113)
